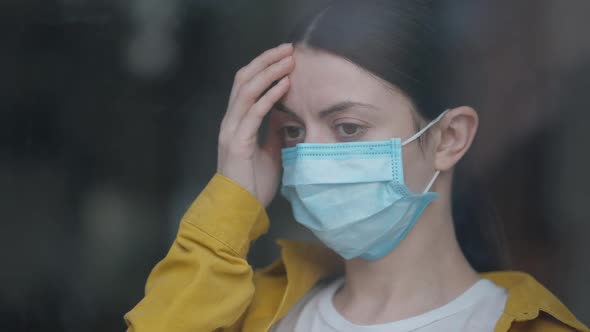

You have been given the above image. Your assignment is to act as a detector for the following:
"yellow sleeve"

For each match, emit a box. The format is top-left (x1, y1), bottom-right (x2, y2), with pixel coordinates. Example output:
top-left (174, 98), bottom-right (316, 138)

top-left (124, 173), bottom-right (270, 332)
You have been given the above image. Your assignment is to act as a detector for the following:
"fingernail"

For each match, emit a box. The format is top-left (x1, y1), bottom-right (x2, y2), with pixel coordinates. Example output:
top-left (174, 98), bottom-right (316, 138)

top-left (279, 43), bottom-right (293, 50)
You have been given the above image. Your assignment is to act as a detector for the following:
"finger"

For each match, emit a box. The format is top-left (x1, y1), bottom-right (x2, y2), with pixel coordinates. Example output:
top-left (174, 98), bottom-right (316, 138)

top-left (261, 110), bottom-right (284, 159)
top-left (235, 76), bottom-right (290, 144)
top-left (224, 55), bottom-right (294, 133)
top-left (229, 43), bottom-right (293, 105)
top-left (236, 55), bottom-right (293, 110)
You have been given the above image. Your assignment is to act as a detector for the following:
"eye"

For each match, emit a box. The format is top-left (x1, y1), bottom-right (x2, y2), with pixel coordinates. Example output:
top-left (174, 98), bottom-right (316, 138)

top-left (335, 123), bottom-right (366, 139)
top-left (282, 126), bottom-right (305, 146)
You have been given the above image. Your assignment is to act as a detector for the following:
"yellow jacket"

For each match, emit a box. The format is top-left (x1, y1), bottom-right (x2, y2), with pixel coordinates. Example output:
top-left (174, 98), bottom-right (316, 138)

top-left (125, 174), bottom-right (589, 332)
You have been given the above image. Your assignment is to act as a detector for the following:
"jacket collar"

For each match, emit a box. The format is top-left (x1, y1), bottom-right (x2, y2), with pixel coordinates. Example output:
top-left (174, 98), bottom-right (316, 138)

top-left (481, 270), bottom-right (589, 331)
top-left (275, 239), bottom-right (588, 331)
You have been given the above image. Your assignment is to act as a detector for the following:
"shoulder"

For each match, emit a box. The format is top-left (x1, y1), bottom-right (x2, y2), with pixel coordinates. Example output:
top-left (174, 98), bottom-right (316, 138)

top-left (482, 271), bottom-right (589, 332)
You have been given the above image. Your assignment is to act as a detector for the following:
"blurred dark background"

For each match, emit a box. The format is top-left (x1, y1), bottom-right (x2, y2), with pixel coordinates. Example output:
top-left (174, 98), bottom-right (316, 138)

top-left (1, 0), bottom-right (589, 331)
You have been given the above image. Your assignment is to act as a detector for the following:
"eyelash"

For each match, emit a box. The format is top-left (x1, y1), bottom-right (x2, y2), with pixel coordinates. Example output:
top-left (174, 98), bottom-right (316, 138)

top-left (335, 123), bottom-right (367, 139)
top-left (280, 122), bottom-right (368, 145)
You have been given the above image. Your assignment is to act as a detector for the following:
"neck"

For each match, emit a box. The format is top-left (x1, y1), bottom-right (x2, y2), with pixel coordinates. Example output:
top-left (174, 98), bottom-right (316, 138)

top-left (333, 192), bottom-right (480, 324)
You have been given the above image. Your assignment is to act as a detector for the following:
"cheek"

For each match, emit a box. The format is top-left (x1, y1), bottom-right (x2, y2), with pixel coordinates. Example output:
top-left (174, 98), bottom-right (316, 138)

top-left (401, 143), bottom-right (434, 193)
top-left (365, 120), bottom-right (415, 141)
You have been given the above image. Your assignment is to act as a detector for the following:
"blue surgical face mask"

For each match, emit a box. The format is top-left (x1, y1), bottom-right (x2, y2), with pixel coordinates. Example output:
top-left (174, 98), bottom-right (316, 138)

top-left (280, 110), bottom-right (449, 261)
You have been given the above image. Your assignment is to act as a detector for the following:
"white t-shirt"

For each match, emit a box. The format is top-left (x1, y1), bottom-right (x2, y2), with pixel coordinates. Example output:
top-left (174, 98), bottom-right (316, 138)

top-left (270, 278), bottom-right (507, 332)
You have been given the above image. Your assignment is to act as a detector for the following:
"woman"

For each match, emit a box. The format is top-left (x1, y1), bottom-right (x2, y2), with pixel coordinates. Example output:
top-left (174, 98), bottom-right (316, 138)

top-left (125, 1), bottom-right (589, 331)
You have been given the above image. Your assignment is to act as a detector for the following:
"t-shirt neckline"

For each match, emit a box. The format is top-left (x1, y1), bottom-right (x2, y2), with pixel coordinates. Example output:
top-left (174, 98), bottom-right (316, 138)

top-left (318, 278), bottom-right (500, 331)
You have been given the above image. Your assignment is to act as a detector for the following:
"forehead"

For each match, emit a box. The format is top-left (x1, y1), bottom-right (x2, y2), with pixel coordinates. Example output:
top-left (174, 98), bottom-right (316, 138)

top-left (281, 46), bottom-right (411, 113)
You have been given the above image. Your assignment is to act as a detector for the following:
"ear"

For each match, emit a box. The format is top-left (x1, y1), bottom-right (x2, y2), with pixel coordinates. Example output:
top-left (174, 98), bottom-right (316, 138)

top-left (433, 106), bottom-right (479, 171)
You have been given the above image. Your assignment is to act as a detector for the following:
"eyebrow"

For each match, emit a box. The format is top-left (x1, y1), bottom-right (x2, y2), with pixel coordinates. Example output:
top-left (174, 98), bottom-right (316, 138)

top-left (273, 101), bottom-right (378, 119)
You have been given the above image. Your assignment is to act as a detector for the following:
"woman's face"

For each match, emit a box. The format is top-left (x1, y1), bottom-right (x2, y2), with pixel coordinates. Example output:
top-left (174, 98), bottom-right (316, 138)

top-left (272, 46), bottom-right (439, 193)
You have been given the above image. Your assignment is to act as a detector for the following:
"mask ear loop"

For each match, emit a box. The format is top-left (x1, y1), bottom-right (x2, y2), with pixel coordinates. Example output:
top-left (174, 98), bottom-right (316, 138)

top-left (422, 170), bottom-right (440, 193)
top-left (400, 109), bottom-right (449, 193)
top-left (401, 109), bottom-right (450, 146)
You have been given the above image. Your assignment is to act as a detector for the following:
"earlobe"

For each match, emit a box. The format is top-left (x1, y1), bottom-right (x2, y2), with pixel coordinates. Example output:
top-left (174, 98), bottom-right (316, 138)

top-left (434, 106), bottom-right (479, 171)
